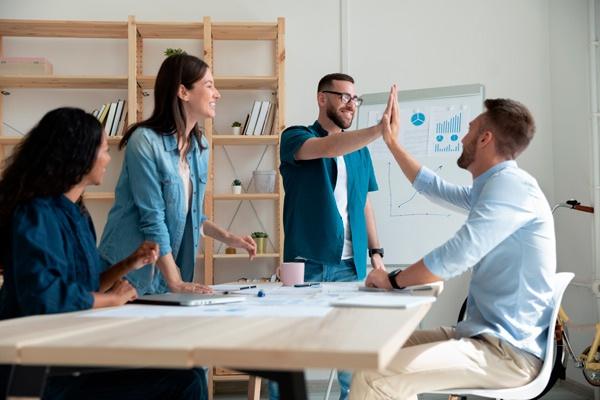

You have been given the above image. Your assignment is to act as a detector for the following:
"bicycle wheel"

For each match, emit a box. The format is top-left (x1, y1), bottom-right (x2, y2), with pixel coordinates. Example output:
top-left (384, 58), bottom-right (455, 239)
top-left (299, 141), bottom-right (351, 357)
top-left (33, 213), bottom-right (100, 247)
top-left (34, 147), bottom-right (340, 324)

top-left (581, 346), bottom-right (600, 386)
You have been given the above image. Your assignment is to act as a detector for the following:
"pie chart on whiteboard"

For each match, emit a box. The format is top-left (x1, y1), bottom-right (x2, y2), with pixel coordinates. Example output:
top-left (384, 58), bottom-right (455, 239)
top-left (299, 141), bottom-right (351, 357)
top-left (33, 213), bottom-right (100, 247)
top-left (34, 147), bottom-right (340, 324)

top-left (410, 112), bottom-right (426, 126)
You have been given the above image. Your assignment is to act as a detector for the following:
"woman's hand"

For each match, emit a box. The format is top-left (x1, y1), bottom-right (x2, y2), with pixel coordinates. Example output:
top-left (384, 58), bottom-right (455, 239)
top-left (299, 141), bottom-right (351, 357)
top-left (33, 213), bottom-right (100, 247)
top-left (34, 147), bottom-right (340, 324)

top-left (127, 241), bottom-right (159, 270)
top-left (226, 235), bottom-right (257, 260)
top-left (107, 279), bottom-right (138, 305)
top-left (169, 281), bottom-right (213, 294)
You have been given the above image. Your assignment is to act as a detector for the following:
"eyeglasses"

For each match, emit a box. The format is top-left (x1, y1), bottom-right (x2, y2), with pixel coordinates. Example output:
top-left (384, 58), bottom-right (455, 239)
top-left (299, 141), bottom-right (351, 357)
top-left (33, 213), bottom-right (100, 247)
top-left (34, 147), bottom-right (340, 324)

top-left (321, 90), bottom-right (363, 107)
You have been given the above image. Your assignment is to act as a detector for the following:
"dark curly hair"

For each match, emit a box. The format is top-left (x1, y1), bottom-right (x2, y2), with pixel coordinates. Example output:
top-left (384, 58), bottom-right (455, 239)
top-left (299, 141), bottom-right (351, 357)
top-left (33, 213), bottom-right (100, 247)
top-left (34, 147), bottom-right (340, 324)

top-left (120, 53), bottom-right (208, 153)
top-left (0, 107), bottom-right (103, 240)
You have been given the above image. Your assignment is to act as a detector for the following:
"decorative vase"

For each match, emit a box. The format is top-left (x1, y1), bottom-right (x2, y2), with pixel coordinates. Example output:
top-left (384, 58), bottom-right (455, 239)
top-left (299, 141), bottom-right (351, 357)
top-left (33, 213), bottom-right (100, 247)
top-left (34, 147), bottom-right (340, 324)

top-left (232, 185), bottom-right (242, 194)
top-left (225, 247), bottom-right (237, 255)
top-left (254, 237), bottom-right (267, 254)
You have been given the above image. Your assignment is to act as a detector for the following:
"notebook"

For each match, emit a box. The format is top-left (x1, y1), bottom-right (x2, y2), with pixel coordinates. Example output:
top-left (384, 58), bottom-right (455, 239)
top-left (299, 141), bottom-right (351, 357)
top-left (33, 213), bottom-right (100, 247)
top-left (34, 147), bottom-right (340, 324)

top-left (132, 293), bottom-right (246, 306)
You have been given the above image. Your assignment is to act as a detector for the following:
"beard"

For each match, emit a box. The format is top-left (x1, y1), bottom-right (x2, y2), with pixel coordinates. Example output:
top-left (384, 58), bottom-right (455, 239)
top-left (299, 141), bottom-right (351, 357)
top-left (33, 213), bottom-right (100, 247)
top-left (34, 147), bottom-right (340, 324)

top-left (457, 140), bottom-right (476, 170)
top-left (326, 103), bottom-right (353, 130)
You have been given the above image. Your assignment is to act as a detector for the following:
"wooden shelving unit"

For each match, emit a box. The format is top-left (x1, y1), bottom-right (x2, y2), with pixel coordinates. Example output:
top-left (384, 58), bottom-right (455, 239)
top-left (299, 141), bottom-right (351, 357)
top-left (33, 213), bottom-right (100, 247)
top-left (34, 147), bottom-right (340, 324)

top-left (0, 16), bottom-right (285, 400)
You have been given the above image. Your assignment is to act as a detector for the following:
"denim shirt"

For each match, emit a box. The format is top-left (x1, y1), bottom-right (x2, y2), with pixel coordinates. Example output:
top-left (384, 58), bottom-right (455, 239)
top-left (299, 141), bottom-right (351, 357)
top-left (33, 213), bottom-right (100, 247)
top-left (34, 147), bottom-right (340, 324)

top-left (0, 196), bottom-right (98, 320)
top-left (415, 161), bottom-right (556, 358)
top-left (98, 127), bottom-right (209, 294)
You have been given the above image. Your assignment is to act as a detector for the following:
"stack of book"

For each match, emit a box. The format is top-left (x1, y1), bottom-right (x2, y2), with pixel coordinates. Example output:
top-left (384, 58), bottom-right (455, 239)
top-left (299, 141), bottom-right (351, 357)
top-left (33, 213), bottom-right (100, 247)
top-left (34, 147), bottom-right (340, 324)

top-left (239, 100), bottom-right (277, 135)
top-left (92, 100), bottom-right (128, 136)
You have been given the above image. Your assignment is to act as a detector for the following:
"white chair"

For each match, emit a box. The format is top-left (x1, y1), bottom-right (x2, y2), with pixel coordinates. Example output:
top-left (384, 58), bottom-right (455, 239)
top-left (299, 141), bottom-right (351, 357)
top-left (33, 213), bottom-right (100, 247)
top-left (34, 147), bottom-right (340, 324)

top-left (432, 272), bottom-right (574, 400)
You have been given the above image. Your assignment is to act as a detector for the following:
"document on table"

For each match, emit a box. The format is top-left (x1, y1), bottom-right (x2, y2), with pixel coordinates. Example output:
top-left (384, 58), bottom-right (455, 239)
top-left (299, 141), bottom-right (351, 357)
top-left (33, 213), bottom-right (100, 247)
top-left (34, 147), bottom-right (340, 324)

top-left (331, 294), bottom-right (437, 309)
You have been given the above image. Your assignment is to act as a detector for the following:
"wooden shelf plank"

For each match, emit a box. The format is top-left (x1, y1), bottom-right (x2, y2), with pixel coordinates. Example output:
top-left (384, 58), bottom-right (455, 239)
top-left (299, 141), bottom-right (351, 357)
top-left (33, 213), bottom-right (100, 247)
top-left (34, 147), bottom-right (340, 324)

top-left (213, 253), bottom-right (279, 259)
top-left (212, 374), bottom-right (250, 382)
top-left (0, 137), bottom-right (22, 145)
top-left (212, 135), bottom-right (278, 145)
top-left (213, 193), bottom-right (279, 200)
top-left (0, 137), bottom-right (124, 145)
top-left (0, 19), bottom-right (128, 38)
top-left (138, 75), bottom-right (277, 91)
top-left (212, 22), bottom-right (278, 40)
top-left (0, 75), bottom-right (128, 89)
top-left (136, 22), bottom-right (204, 39)
top-left (83, 192), bottom-right (114, 200)
top-left (217, 76), bottom-right (278, 90)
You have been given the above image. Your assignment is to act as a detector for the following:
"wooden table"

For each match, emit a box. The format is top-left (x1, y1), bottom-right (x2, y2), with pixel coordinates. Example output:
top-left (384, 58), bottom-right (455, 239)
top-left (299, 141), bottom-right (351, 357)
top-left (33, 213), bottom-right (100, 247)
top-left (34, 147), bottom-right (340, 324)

top-left (0, 290), bottom-right (434, 399)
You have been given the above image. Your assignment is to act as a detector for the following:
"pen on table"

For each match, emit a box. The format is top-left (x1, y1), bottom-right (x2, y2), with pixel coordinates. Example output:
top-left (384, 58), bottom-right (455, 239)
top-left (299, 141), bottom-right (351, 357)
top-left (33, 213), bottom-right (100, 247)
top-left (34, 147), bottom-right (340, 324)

top-left (222, 285), bottom-right (257, 295)
top-left (293, 283), bottom-right (321, 288)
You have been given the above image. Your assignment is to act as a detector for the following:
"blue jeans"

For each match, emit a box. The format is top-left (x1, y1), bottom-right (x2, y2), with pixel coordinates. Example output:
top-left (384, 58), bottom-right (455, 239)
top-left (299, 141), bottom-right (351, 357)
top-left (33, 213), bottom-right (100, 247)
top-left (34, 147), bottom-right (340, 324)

top-left (268, 258), bottom-right (357, 400)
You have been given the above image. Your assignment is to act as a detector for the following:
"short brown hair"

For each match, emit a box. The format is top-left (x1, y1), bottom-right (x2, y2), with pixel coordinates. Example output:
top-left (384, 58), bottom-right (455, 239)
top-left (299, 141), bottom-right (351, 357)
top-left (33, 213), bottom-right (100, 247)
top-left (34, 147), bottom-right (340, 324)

top-left (482, 98), bottom-right (535, 158)
top-left (318, 73), bottom-right (354, 92)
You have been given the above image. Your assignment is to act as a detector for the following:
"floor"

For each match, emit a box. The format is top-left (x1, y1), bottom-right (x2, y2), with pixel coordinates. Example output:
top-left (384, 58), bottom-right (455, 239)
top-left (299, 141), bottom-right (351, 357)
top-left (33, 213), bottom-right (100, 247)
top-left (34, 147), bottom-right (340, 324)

top-left (213, 379), bottom-right (595, 399)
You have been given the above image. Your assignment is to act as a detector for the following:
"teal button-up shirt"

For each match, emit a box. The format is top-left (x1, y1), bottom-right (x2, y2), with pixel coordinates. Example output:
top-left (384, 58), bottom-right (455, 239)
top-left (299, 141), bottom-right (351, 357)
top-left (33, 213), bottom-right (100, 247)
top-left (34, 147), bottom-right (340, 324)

top-left (279, 121), bottom-right (378, 280)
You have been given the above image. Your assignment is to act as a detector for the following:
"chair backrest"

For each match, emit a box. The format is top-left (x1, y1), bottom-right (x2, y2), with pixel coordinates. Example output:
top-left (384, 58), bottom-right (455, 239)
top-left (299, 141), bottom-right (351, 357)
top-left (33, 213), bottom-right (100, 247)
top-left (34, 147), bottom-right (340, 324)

top-left (433, 272), bottom-right (574, 399)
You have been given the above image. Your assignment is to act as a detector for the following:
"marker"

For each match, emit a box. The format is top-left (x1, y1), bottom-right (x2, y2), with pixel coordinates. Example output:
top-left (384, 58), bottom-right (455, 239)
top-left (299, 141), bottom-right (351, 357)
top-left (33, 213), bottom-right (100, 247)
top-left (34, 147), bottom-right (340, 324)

top-left (222, 285), bottom-right (257, 294)
top-left (293, 283), bottom-right (321, 288)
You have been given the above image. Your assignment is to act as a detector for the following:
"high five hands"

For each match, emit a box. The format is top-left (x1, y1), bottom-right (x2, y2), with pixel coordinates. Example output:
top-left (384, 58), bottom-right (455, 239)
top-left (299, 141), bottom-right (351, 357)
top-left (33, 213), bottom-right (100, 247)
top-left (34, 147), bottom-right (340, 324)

top-left (379, 85), bottom-right (400, 146)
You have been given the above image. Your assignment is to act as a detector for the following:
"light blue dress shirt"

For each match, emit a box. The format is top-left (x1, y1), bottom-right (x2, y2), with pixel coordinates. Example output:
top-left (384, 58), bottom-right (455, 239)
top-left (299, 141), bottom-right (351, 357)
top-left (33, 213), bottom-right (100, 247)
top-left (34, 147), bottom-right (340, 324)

top-left (98, 127), bottom-right (209, 295)
top-left (414, 160), bottom-right (556, 358)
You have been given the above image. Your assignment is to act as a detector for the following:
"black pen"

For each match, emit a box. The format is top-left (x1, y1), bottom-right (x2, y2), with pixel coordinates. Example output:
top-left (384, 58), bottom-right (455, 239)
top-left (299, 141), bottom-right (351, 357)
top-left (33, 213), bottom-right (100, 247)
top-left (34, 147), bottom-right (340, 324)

top-left (293, 283), bottom-right (321, 288)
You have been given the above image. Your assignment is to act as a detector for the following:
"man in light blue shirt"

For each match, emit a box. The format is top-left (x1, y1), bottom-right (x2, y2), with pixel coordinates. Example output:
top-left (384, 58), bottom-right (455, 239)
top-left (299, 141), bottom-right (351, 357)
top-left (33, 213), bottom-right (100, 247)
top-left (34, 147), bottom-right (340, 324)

top-left (350, 93), bottom-right (555, 400)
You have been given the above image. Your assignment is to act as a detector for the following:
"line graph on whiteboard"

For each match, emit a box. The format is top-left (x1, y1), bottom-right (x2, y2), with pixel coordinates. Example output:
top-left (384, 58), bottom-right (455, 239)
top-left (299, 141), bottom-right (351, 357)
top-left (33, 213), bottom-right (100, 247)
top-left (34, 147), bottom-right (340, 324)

top-left (386, 162), bottom-right (451, 218)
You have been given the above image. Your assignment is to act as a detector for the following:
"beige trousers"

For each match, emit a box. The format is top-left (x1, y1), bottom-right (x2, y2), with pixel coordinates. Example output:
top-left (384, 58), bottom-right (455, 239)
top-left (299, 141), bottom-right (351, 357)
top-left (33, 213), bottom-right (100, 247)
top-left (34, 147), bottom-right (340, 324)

top-left (349, 327), bottom-right (542, 400)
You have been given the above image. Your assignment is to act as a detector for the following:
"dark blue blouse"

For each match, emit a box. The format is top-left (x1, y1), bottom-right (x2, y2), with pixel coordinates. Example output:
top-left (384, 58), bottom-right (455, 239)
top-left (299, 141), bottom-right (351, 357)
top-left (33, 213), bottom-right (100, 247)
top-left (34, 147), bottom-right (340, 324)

top-left (0, 195), bottom-right (99, 319)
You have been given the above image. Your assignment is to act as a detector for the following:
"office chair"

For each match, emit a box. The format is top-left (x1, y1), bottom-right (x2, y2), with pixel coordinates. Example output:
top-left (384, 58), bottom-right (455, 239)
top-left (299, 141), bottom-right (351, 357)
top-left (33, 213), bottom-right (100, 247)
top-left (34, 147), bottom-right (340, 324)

top-left (432, 272), bottom-right (574, 400)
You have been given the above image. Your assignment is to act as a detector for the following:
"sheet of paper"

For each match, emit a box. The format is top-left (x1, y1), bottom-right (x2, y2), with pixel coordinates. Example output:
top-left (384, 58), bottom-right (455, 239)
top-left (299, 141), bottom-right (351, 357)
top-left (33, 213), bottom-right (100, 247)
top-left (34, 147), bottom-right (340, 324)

top-left (331, 294), bottom-right (436, 309)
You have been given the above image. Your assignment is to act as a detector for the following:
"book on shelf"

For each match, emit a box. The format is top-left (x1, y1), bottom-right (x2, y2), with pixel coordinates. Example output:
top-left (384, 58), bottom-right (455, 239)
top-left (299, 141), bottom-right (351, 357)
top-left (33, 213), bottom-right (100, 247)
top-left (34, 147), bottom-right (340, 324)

top-left (253, 101), bottom-right (271, 136)
top-left (262, 102), bottom-right (277, 135)
top-left (116, 108), bottom-right (128, 137)
top-left (96, 103), bottom-right (110, 125)
top-left (243, 100), bottom-right (262, 136)
top-left (109, 99), bottom-right (126, 136)
top-left (240, 113), bottom-right (250, 136)
top-left (103, 101), bottom-right (118, 135)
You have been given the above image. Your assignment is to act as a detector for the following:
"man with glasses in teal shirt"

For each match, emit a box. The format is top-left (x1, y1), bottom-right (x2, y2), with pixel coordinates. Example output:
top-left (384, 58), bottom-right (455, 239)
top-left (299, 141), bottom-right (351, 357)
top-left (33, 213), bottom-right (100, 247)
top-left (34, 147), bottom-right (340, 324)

top-left (274, 74), bottom-right (397, 400)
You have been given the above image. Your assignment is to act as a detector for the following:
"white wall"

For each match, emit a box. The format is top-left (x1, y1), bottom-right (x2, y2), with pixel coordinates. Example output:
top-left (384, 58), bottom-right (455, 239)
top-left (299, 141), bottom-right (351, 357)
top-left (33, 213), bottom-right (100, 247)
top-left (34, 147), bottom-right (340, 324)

top-left (549, 0), bottom-right (597, 388)
top-left (1, 0), bottom-right (597, 388)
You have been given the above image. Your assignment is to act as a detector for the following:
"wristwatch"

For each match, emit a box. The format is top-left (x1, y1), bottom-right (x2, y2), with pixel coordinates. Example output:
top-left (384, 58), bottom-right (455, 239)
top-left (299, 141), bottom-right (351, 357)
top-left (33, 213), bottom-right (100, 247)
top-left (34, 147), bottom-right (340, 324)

top-left (368, 248), bottom-right (384, 258)
top-left (387, 268), bottom-right (404, 290)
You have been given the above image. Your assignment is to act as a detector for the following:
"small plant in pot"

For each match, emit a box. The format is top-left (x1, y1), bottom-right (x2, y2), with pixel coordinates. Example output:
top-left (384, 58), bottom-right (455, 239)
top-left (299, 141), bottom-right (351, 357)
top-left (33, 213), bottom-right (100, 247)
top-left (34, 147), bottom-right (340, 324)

top-left (251, 231), bottom-right (268, 254)
top-left (231, 179), bottom-right (242, 195)
top-left (231, 121), bottom-right (242, 135)
top-left (164, 48), bottom-right (187, 57)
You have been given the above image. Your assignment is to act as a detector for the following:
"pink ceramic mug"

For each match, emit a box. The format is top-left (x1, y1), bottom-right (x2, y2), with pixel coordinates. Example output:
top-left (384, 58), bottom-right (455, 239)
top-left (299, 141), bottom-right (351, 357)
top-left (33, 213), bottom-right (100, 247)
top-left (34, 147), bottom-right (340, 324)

top-left (276, 262), bottom-right (305, 286)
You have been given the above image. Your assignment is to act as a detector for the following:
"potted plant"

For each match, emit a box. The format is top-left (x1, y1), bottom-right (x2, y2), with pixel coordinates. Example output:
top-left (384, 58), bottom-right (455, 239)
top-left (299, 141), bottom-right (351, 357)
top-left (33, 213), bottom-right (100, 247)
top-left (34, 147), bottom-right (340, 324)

top-left (231, 179), bottom-right (242, 194)
top-left (231, 121), bottom-right (242, 135)
top-left (164, 48), bottom-right (187, 57)
top-left (251, 231), bottom-right (268, 254)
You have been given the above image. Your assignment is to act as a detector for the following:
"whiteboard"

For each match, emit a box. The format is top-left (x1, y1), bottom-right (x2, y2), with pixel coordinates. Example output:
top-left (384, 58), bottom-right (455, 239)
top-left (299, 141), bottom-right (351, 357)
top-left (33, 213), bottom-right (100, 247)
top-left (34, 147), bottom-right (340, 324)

top-left (356, 84), bottom-right (485, 266)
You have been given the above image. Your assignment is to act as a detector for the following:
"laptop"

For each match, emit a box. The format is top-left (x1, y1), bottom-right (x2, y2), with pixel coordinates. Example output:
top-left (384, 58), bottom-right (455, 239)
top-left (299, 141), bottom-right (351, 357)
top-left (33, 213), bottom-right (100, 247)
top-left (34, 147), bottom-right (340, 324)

top-left (132, 293), bottom-right (246, 306)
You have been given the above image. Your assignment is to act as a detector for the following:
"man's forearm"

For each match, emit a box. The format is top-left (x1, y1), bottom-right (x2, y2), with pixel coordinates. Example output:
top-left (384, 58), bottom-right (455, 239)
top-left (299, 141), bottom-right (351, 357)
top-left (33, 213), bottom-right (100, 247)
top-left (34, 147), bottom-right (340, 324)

top-left (295, 125), bottom-right (380, 160)
top-left (202, 220), bottom-right (231, 243)
top-left (364, 198), bottom-right (380, 249)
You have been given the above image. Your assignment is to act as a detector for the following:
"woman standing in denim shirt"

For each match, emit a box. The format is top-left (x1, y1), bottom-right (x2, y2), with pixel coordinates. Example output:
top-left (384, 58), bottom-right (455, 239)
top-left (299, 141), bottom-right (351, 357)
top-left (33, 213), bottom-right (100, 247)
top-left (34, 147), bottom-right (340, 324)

top-left (99, 54), bottom-right (256, 295)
